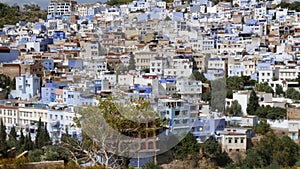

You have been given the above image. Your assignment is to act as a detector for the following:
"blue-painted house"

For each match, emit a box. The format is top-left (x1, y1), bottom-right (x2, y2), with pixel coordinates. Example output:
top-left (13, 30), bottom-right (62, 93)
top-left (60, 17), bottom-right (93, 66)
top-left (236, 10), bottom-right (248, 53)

top-left (68, 59), bottom-right (83, 70)
top-left (133, 84), bottom-right (152, 98)
top-left (43, 59), bottom-right (55, 71)
top-left (41, 82), bottom-right (56, 103)
top-left (53, 31), bottom-right (66, 42)
top-left (191, 116), bottom-right (225, 143)
top-left (157, 98), bottom-right (191, 136)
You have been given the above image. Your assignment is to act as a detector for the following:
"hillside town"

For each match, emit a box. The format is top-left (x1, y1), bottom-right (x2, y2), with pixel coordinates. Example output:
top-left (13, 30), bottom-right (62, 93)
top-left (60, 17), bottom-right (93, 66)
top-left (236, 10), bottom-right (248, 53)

top-left (0, 0), bottom-right (300, 168)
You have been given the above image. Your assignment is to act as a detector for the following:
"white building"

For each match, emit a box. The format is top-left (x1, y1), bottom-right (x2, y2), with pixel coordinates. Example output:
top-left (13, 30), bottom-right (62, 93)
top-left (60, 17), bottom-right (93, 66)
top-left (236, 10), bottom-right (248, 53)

top-left (226, 91), bottom-right (273, 116)
top-left (48, 105), bottom-right (81, 142)
top-left (10, 74), bottom-right (41, 100)
top-left (254, 4), bottom-right (267, 20)
top-left (176, 78), bottom-right (202, 101)
top-left (220, 130), bottom-right (247, 153)
top-left (164, 58), bottom-right (193, 78)
top-left (279, 67), bottom-right (297, 81)
top-left (258, 69), bottom-right (275, 83)
top-left (77, 5), bottom-right (88, 16)
top-left (48, 0), bottom-right (76, 16)
top-left (150, 58), bottom-right (167, 76)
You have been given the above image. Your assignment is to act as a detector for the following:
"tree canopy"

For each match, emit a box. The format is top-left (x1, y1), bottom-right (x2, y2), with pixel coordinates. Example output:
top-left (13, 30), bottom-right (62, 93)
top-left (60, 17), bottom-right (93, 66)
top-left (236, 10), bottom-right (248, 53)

top-left (243, 133), bottom-right (300, 168)
top-left (202, 136), bottom-right (232, 167)
top-left (277, 1), bottom-right (300, 12)
top-left (256, 83), bottom-right (274, 95)
top-left (286, 88), bottom-right (300, 100)
top-left (35, 118), bottom-right (51, 149)
top-left (275, 85), bottom-right (284, 97)
top-left (255, 106), bottom-right (286, 120)
top-left (226, 100), bottom-right (242, 116)
top-left (172, 132), bottom-right (199, 160)
top-left (254, 119), bottom-right (271, 135)
top-left (0, 3), bottom-right (47, 28)
top-left (106, 0), bottom-right (134, 6)
top-left (247, 90), bottom-right (259, 115)
top-left (191, 71), bottom-right (208, 83)
top-left (0, 119), bottom-right (8, 157)
top-left (128, 53), bottom-right (136, 71)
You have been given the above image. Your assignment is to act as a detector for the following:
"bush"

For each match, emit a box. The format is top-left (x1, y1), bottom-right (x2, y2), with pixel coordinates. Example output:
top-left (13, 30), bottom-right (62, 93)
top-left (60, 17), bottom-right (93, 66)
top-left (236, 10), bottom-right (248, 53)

top-left (28, 149), bottom-right (43, 162)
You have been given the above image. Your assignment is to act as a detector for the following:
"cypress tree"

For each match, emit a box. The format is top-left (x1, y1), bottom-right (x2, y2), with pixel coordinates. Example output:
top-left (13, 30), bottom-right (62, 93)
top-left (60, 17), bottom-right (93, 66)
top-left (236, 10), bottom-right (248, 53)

top-left (247, 90), bottom-right (259, 115)
top-left (19, 129), bottom-right (25, 149)
top-left (35, 118), bottom-right (43, 149)
top-left (36, 118), bottom-right (51, 148)
top-left (8, 126), bottom-right (17, 148)
top-left (128, 53), bottom-right (136, 70)
top-left (44, 125), bottom-right (51, 145)
top-left (0, 119), bottom-right (8, 156)
top-left (61, 126), bottom-right (70, 142)
top-left (23, 133), bottom-right (34, 151)
top-left (9, 126), bottom-right (17, 139)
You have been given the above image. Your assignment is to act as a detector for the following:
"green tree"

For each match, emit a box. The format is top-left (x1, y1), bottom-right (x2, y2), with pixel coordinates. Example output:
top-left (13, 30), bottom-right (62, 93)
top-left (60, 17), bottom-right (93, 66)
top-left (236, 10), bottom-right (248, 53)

top-left (225, 76), bottom-right (256, 99)
top-left (28, 149), bottom-right (43, 162)
top-left (226, 100), bottom-right (242, 116)
top-left (23, 133), bottom-right (34, 151)
top-left (62, 97), bottom-right (163, 168)
top-left (254, 119), bottom-right (271, 135)
top-left (41, 146), bottom-right (70, 162)
top-left (286, 88), bottom-right (300, 100)
top-left (172, 132), bottom-right (199, 160)
top-left (8, 126), bottom-right (17, 148)
top-left (256, 83), bottom-right (274, 94)
top-left (191, 71), bottom-right (207, 82)
top-left (142, 68), bottom-right (150, 73)
top-left (35, 118), bottom-right (43, 149)
top-left (274, 136), bottom-right (300, 166)
top-left (106, 0), bottom-right (134, 6)
top-left (202, 91), bottom-right (211, 103)
top-left (81, 20), bottom-right (88, 25)
top-left (44, 125), bottom-right (51, 144)
top-left (9, 126), bottom-right (16, 139)
top-left (226, 89), bottom-right (233, 99)
top-left (18, 129), bottom-right (25, 150)
top-left (225, 163), bottom-right (237, 169)
top-left (243, 133), bottom-right (300, 168)
top-left (128, 53), bottom-right (136, 70)
top-left (227, 76), bottom-right (244, 90)
top-left (35, 118), bottom-right (51, 149)
top-left (247, 90), bottom-right (259, 115)
top-left (255, 106), bottom-right (286, 120)
top-left (203, 136), bottom-right (232, 167)
top-left (275, 85), bottom-right (284, 96)
top-left (243, 148), bottom-right (264, 168)
top-left (141, 161), bottom-right (161, 169)
top-left (0, 119), bottom-right (8, 157)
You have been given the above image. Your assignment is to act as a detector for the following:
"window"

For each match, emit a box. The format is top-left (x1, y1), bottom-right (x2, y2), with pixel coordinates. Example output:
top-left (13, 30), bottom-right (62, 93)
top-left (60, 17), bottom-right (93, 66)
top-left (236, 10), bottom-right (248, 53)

top-left (175, 111), bottom-right (180, 116)
top-left (228, 139), bottom-right (232, 143)
top-left (241, 138), bottom-right (244, 143)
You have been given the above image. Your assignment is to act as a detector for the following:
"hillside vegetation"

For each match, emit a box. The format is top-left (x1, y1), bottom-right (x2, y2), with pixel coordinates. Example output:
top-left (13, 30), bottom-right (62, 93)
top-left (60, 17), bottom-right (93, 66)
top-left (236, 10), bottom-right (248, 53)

top-left (0, 3), bottom-right (47, 28)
